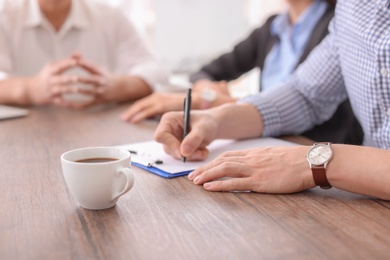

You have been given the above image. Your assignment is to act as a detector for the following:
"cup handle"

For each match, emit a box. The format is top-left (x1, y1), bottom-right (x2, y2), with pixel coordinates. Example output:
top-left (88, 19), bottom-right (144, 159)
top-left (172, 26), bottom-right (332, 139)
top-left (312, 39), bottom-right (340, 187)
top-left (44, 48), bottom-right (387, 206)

top-left (112, 167), bottom-right (135, 201)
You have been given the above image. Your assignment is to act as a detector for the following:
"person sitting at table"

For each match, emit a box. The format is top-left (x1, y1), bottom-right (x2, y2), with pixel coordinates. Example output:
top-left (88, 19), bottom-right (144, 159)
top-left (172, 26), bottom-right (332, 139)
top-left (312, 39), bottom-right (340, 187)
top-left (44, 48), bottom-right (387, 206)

top-left (0, 0), bottom-right (168, 109)
top-left (121, 0), bottom-right (362, 145)
top-left (153, 0), bottom-right (390, 201)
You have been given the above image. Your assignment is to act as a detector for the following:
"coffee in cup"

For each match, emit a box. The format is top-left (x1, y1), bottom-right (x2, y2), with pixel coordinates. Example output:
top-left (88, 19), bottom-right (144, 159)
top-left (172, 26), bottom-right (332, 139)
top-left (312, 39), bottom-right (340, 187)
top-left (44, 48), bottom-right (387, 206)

top-left (61, 147), bottom-right (134, 210)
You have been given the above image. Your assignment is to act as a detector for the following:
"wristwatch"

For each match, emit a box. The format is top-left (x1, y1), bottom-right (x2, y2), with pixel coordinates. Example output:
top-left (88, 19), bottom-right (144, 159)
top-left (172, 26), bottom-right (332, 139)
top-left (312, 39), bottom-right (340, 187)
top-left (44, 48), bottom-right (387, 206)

top-left (200, 88), bottom-right (217, 109)
top-left (306, 142), bottom-right (333, 189)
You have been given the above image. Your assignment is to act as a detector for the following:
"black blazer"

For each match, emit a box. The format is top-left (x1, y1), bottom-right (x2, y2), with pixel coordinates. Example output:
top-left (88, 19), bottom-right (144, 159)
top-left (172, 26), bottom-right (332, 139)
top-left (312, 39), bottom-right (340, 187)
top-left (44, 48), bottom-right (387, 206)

top-left (190, 7), bottom-right (363, 145)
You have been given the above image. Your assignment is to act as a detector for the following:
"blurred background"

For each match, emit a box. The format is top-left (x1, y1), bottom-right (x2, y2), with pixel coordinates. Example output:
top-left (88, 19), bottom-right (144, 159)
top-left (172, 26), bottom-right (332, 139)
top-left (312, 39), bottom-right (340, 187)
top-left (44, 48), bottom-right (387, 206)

top-left (106, 0), bottom-right (286, 95)
top-left (0, 0), bottom-right (286, 94)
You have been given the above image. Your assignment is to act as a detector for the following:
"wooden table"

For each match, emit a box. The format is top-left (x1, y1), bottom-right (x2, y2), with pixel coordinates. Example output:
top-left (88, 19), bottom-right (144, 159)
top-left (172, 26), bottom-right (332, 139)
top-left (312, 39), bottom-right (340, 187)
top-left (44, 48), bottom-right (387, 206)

top-left (1, 104), bottom-right (389, 260)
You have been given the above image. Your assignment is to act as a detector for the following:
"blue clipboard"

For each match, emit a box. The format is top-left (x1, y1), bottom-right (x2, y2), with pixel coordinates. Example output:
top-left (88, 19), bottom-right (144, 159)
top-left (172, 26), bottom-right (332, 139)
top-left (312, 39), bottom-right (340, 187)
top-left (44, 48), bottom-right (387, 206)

top-left (131, 162), bottom-right (191, 179)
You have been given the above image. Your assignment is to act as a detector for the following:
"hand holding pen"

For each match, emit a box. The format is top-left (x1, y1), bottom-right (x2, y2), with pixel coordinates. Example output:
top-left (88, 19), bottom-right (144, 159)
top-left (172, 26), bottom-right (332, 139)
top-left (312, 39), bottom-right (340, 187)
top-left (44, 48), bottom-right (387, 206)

top-left (154, 92), bottom-right (219, 162)
top-left (182, 88), bottom-right (192, 162)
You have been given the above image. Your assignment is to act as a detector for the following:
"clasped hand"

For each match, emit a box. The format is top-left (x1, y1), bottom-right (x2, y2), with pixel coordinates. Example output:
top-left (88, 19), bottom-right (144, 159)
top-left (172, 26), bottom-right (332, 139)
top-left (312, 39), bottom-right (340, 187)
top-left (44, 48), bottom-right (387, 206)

top-left (29, 54), bottom-right (118, 109)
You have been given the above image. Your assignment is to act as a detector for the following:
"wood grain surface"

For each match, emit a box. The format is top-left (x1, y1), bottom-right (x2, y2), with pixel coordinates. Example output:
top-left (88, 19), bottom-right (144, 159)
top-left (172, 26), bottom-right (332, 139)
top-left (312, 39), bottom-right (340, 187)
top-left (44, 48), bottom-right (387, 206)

top-left (1, 104), bottom-right (389, 260)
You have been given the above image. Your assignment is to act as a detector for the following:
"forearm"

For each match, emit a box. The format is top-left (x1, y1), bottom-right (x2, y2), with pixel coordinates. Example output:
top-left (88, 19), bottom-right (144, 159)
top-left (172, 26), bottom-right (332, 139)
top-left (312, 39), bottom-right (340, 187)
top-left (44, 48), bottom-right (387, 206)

top-left (0, 78), bottom-right (33, 105)
top-left (114, 75), bottom-right (153, 102)
top-left (211, 103), bottom-right (263, 139)
top-left (327, 144), bottom-right (390, 200)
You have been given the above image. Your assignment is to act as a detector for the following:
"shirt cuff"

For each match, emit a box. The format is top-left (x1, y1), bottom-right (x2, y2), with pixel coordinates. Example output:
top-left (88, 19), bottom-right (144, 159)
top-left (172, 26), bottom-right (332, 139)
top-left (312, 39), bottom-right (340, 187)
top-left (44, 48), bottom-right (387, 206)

top-left (0, 71), bottom-right (8, 81)
top-left (238, 94), bottom-right (283, 137)
top-left (129, 63), bottom-right (170, 92)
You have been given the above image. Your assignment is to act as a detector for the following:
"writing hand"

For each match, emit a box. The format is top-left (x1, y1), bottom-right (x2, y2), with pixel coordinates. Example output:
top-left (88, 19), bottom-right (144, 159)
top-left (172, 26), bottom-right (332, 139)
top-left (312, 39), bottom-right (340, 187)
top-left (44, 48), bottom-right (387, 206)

top-left (154, 110), bottom-right (218, 161)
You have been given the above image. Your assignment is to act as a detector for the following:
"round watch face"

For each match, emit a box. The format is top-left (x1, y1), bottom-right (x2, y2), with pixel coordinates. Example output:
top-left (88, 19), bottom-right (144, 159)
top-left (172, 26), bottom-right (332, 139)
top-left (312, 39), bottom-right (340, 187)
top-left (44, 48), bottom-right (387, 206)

top-left (201, 88), bottom-right (217, 102)
top-left (307, 144), bottom-right (333, 166)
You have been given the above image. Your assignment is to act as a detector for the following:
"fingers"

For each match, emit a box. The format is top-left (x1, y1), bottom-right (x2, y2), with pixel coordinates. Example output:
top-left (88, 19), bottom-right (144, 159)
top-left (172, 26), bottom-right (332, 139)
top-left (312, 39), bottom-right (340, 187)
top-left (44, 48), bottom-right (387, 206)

top-left (187, 146), bottom-right (311, 194)
top-left (161, 136), bottom-right (182, 159)
top-left (48, 76), bottom-right (79, 96)
top-left (77, 59), bottom-right (104, 75)
top-left (49, 75), bottom-right (77, 86)
top-left (188, 151), bottom-right (252, 191)
top-left (121, 96), bottom-right (158, 123)
top-left (74, 86), bottom-right (103, 96)
top-left (184, 146), bottom-right (210, 161)
top-left (187, 153), bottom-right (253, 192)
top-left (72, 76), bottom-right (107, 96)
top-left (47, 75), bottom-right (101, 108)
top-left (50, 58), bottom-right (78, 75)
top-left (180, 129), bottom-right (208, 158)
top-left (122, 92), bottom-right (189, 123)
top-left (125, 106), bottom-right (160, 123)
top-left (154, 115), bottom-right (211, 161)
top-left (154, 111), bottom-right (217, 161)
top-left (162, 134), bottom-right (209, 161)
top-left (154, 113), bottom-right (184, 159)
top-left (189, 153), bottom-right (247, 181)
top-left (77, 75), bottom-right (107, 86)
top-left (70, 53), bottom-right (83, 61)
top-left (203, 178), bottom-right (253, 192)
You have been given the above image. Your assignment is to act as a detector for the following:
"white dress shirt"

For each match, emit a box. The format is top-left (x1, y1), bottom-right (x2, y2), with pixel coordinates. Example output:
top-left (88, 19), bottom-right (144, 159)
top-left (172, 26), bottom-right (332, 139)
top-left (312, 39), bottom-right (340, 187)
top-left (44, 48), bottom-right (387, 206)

top-left (0, 0), bottom-right (168, 90)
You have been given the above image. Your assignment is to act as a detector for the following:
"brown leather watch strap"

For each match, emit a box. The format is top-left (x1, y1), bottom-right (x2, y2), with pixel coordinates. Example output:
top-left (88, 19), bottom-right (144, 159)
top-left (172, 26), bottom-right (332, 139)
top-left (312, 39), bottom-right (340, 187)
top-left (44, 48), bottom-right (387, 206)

top-left (311, 165), bottom-right (332, 189)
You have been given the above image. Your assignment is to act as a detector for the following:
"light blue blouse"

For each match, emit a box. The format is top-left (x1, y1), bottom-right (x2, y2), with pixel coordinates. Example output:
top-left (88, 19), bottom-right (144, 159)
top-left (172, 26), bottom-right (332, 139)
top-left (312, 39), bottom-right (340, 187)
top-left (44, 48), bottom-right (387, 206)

top-left (261, 0), bottom-right (328, 91)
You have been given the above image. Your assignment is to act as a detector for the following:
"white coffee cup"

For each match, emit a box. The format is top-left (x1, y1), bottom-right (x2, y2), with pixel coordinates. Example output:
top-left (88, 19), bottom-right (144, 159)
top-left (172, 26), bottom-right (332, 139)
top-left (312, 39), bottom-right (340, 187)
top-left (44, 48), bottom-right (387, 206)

top-left (61, 147), bottom-right (135, 210)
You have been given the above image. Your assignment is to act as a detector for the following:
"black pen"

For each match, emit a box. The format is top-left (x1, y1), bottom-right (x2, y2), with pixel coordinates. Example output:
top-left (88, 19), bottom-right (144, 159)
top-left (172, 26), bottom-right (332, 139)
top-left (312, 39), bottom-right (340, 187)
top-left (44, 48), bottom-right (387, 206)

top-left (182, 88), bottom-right (192, 162)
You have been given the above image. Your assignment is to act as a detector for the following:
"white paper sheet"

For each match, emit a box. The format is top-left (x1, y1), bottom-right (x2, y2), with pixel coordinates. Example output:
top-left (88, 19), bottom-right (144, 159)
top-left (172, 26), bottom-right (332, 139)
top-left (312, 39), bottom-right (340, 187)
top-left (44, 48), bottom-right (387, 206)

top-left (117, 137), bottom-right (298, 175)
